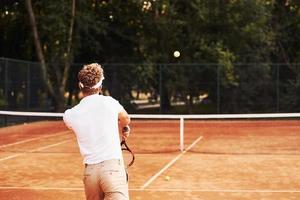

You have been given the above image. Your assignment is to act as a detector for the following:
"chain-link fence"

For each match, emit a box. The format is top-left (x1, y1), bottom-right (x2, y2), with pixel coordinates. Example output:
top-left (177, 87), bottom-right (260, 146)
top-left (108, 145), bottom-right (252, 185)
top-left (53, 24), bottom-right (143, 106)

top-left (1, 57), bottom-right (300, 113)
top-left (0, 58), bottom-right (47, 111)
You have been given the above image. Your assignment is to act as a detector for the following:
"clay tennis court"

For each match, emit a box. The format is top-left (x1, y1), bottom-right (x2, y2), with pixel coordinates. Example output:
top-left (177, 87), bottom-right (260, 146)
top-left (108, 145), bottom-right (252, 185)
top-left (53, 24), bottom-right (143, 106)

top-left (0, 118), bottom-right (300, 200)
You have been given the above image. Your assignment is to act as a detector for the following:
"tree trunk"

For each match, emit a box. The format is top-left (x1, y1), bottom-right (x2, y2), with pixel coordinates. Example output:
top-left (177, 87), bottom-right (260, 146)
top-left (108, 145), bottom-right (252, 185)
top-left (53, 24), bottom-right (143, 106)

top-left (159, 65), bottom-right (171, 113)
top-left (58, 0), bottom-right (76, 111)
top-left (26, 0), bottom-right (76, 111)
top-left (160, 83), bottom-right (171, 113)
top-left (25, 0), bottom-right (55, 97)
top-left (62, 0), bottom-right (76, 89)
top-left (188, 94), bottom-right (193, 114)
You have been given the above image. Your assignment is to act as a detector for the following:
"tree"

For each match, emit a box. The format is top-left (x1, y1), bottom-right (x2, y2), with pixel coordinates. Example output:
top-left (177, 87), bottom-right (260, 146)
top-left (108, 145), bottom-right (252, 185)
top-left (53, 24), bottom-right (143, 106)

top-left (270, 0), bottom-right (300, 111)
top-left (216, 0), bottom-right (275, 113)
top-left (0, 1), bottom-right (33, 59)
top-left (138, 0), bottom-right (275, 113)
top-left (25, 0), bottom-right (75, 111)
top-left (2, 0), bottom-right (300, 113)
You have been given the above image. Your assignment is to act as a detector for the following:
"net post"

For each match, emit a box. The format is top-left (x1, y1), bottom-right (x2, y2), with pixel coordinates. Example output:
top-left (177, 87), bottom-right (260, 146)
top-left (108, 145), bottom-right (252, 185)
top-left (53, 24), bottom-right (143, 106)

top-left (180, 116), bottom-right (184, 152)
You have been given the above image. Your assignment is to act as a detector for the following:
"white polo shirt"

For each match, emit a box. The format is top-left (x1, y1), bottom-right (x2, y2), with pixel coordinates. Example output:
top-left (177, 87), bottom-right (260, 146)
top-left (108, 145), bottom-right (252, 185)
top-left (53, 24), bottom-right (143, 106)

top-left (63, 94), bottom-right (124, 164)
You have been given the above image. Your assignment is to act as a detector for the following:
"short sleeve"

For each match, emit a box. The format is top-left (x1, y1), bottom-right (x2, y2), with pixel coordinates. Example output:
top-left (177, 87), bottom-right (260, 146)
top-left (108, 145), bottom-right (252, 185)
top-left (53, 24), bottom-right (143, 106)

top-left (109, 97), bottom-right (124, 113)
top-left (63, 109), bottom-right (72, 129)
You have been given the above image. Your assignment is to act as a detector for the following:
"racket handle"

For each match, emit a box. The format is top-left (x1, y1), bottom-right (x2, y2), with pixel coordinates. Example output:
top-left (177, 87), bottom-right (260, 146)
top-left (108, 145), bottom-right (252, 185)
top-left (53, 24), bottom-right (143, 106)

top-left (122, 125), bottom-right (130, 133)
top-left (122, 126), bottom-right (130, 140)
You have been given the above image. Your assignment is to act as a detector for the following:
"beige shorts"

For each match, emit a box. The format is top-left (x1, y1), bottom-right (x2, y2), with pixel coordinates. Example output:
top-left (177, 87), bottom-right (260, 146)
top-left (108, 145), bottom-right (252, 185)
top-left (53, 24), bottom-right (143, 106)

top-left (83, 159), bottom-right (129, 200)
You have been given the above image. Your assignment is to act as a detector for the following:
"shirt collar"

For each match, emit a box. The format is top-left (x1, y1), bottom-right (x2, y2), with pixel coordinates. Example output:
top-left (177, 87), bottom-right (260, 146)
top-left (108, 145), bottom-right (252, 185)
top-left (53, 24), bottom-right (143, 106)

top-left (80, 94), bottom-right (102, 103)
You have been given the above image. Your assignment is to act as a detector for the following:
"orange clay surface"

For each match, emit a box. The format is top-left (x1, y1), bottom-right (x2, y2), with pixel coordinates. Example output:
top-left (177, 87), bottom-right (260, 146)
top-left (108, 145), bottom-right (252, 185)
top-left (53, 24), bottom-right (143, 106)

top-left (0, 119), bottom-right (300, 200)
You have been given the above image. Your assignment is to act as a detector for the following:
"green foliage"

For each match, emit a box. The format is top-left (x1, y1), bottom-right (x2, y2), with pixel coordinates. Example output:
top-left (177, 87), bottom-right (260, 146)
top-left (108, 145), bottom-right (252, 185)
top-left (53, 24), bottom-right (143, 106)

top-left (0, 1), bottom-right (33, 59)
top-left (1, 0), bottom-right (300, 113)
top-left (32, 0), bottom-right (73, 64)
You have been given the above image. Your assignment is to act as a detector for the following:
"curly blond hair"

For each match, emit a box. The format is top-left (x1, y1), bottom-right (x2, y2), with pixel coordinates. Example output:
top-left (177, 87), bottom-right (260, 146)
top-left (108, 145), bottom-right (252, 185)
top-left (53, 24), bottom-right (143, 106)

top-left (78, 63), bottom-right (104, 93)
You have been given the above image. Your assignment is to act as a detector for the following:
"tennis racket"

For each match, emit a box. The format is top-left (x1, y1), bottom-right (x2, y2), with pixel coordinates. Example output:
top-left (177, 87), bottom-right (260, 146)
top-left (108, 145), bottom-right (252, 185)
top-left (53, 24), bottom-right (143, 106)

top-left (121, 126), bottom-right (135, 168)
top-left (121, 139), bottom-right (135, 168)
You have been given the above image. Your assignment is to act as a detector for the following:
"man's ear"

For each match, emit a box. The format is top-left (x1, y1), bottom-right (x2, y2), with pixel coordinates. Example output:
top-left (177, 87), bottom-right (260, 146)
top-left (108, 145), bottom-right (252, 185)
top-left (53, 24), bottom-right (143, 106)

top-left (78, 82), bottom-right (83, 89)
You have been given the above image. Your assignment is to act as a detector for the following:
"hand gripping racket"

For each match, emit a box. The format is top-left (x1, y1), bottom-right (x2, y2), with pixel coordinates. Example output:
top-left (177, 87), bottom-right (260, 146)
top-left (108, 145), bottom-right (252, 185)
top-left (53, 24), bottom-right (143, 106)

top-left (121, 126), bottom-right (135, 168)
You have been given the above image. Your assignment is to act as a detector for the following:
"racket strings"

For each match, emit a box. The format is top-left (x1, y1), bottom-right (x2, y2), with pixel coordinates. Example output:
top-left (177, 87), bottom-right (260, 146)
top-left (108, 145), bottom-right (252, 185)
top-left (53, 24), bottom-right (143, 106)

top-left (121, 140), bottom-right (135, 168)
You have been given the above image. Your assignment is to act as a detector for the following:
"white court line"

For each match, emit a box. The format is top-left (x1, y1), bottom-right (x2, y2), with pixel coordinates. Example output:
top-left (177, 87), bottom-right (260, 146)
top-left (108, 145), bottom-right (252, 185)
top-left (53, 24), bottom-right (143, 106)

top-left (134, 188), bottom-right (300, 193)
top-left (140, 136), bottom-right (203, 190)
top-left (0, 139), bottom-right (72, 162)
top-left (0, 131), bottom-right (70, 148)
top-left (0, 186), bottom-right (84, 191)
top-left (0, 186), bottom-right (300, 193)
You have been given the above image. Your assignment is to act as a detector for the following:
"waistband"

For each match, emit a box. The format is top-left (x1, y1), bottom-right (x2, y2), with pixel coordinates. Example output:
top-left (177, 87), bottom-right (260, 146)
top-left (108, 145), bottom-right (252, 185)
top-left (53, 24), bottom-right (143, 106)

top-left (84, 159), bottom-right (121, 167)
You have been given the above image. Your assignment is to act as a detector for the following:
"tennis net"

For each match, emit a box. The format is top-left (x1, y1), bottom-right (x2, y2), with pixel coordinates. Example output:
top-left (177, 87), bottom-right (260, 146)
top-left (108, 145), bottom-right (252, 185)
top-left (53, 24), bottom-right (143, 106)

top-left (0, 111), bottom-right (300, 155)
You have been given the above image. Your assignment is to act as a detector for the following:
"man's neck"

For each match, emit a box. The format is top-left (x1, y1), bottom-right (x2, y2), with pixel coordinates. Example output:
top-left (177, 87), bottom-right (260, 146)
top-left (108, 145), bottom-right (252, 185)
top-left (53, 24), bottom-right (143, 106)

top-left (82, 92), bottom-right (98, 98)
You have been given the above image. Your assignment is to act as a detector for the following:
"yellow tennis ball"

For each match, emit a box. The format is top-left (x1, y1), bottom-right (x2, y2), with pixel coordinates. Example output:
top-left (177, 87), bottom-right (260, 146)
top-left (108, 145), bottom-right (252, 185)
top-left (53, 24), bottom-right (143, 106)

top-left (165, 176), bottom-right (170, 181)
top-left (173, 51), bottom-right (180, 58)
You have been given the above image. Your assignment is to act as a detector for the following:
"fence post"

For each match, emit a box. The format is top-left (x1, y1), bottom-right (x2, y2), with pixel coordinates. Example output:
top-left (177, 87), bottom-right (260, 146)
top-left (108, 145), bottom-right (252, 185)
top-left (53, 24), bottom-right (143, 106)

top-left (27, 63), bottom-right (30, 110)
top-left (159, 64), bottom-right (162, 113)
top-left (4, 58), bottom-right (8, 109)
top-left (276, 64), bottom-right (280, 112)
top-left (217, 64), bottom-right (220, 114)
